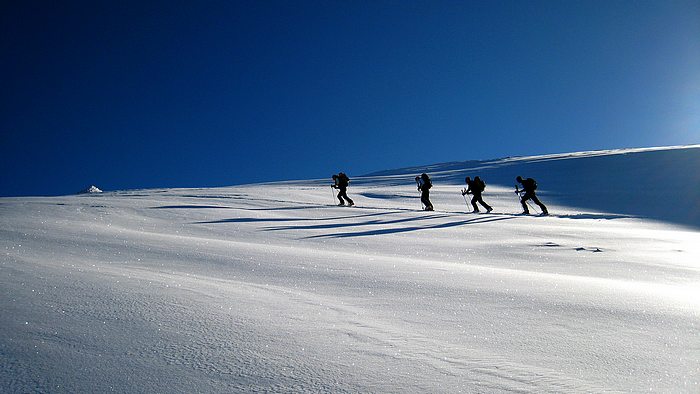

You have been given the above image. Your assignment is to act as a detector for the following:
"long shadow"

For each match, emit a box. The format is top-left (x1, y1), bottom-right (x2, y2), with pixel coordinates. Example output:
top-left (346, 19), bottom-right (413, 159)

top-left (236, 205), bottom-right (336, 211)
top-left (359, 192), bottom-right (416, 200)
top-left (264, 214), bottom-right (443, 232)
top-left (198, 217), bottom-right (308, 224)
top-left (482, 212), bottom-right (636, 220)
top-left (153, 205), bottom-right (233, 209)
top-left (305, 216), bottom-right (513, 239)
top-left (174, 194), bottom-right (336, 211)
top-left (195, 210), bottom-right (403, 225)
top-left (554, 213), bottom-right (637, 220)
top-left (177, 194), bottom-right (246, 199)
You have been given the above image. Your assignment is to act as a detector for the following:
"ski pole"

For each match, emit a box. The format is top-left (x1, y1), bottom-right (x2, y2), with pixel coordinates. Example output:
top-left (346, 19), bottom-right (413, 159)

top-left (516, 186), bottom-right (538, 214)
top-left (526, 199), bottom-right (537, 213)
top-left (461, 189), bottom-right (469, 209)
top-left (330, 185), bottom-right (336, 204)
top-left (416, 177), bottom-right (424, 210)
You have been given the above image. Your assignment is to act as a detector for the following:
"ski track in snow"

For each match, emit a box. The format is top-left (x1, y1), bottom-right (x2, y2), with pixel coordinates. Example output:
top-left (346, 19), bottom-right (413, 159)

top-left (2, 147), bottom-right (700, 392)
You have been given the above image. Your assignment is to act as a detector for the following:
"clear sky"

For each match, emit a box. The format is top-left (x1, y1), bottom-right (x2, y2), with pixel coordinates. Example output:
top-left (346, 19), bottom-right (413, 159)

top-left (1, 1), bottom-right (698, 196)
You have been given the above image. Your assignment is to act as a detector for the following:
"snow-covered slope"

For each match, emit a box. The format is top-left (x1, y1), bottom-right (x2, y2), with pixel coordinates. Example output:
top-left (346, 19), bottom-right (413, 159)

top-left (364, 145), bottom-right (700, 229)
top-left (1, 146), bottom-right (699, 392)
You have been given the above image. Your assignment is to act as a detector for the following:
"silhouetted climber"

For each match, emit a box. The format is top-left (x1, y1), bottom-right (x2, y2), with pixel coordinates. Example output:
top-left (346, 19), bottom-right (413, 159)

top-left (415, 173), bottom-right (434, 211)
top-left (332, 172), bottom-right (354, 206)
top-left (462, 176), bottom-right (492, 213)
top-left (516, 176), bottom-right (548, 215)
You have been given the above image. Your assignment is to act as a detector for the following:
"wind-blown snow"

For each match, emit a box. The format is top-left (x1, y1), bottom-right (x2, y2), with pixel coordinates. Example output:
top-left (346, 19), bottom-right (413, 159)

top-left (1, 146), bottom-right (699, 392)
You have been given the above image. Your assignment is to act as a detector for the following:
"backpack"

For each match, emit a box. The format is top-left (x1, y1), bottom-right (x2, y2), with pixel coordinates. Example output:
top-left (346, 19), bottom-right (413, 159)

top-left (338, 172), bottom-right (349, 187)
top-left (420, 174), bottom-right (432, 189)
top-left (524, 178), bottom-right (537, 191)
top-left (475, 177), bottom-right (485, 192)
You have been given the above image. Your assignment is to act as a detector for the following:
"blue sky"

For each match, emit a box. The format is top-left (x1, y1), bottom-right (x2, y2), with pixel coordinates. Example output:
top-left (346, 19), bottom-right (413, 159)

top-left (1, 1), bottom-right (698, 196)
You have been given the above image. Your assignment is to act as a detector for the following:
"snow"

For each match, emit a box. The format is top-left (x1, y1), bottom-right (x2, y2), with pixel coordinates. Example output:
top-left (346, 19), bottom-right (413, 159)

top-left (1, 146), bottom-right (699, 392)
top-left (78, 185), bottom-right (103, 194)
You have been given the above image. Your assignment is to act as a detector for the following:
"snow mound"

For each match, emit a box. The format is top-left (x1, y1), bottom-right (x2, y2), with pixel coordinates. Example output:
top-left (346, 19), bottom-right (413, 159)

top-left (78, 185), bottom-right (103, 194)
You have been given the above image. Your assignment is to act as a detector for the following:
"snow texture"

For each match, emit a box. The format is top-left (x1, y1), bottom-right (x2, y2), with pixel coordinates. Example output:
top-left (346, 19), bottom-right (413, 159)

top-left (1, 146), bottom-right (699, 392)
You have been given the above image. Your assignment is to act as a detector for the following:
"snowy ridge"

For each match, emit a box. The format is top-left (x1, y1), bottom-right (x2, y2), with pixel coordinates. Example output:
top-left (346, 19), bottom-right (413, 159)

top-left (366, 144), bottom-right (700, 175)
top-left (1, 146), bottom-right (699, 392)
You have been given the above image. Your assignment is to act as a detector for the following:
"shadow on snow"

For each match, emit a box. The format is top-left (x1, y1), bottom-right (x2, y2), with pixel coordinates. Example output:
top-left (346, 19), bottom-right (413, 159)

top-left (263, 214), bottom-right (444, 232)
top-left (303, 216), bottom-right (513, 239)
top-left (195, 211), bottom-right (403, 225)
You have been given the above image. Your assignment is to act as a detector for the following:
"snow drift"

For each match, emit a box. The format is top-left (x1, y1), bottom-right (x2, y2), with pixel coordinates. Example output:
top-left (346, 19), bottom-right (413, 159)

top-left (1, 146), bottom-right (698, 392)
